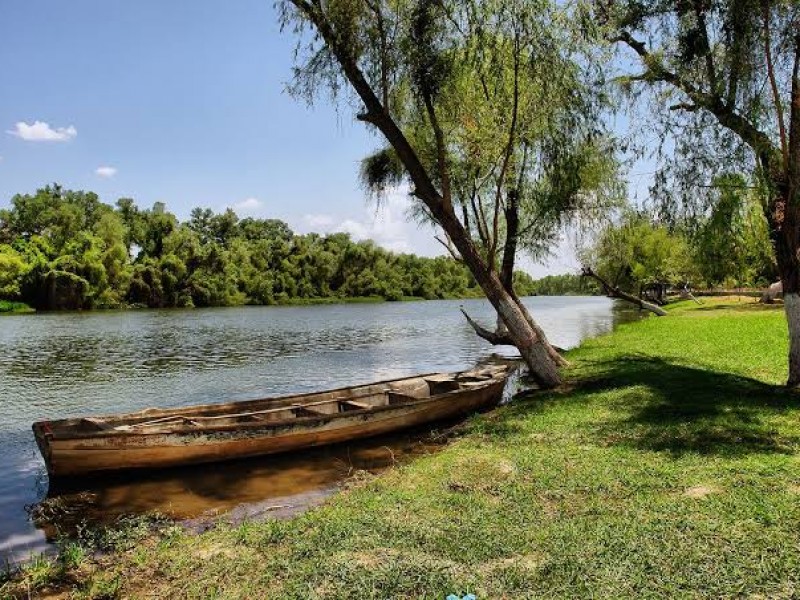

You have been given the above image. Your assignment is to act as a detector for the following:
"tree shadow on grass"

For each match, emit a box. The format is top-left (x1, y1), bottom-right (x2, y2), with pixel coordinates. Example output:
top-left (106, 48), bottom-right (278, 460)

top-left (566, 355), bottom-right (800, 457)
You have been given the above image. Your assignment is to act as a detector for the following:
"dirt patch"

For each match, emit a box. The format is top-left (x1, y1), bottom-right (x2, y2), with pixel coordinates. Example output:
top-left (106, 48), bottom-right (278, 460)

top-left (683, 485), bottom-right (721, 499)
top-left (194, 542), bottom-right (238, 561)
top-left (480, 552), bottom-right (544, 575)
top-left (444, 455), bottom-right (518, 498)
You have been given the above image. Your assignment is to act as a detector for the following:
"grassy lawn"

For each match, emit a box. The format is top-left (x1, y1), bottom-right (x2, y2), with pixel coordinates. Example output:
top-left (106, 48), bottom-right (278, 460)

top-left (4, 298), bottom-right (800, 599)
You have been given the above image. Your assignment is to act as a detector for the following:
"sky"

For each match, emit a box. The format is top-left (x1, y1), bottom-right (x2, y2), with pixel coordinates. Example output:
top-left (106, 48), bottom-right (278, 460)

top-left (0, 1), bottom-right (637, 277)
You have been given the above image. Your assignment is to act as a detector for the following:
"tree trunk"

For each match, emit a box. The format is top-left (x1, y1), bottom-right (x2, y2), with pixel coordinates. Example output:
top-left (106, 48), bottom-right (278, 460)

top-left (508, 288), bottom-right (569, 367)
top-left (773, 197), bottom-right (800, 386)
top-left (438, 211), bottom-right (562, 388)
top-left (581, 267), bottom-right (668, 316)
top-left (783, 42), bottom-right (800, 387)
top-left (497, 190), bottom-right (518, 336)
top-left (462, 189), bottom-right (567, 368)
top-left (784, 292), bottom-right (800, 387)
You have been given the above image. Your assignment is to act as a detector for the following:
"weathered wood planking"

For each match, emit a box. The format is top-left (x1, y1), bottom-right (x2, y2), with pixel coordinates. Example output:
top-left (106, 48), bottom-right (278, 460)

top-left (33, 366), bottom-right (510, 476)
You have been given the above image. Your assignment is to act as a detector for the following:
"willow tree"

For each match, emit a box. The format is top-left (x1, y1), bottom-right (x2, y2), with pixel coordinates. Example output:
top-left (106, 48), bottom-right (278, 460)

top-left (278, 0), bottom-right (610, 387)
top-left (597, 1), bottom-right (800, 385)
top-left (363, 131), bottom-right (619, 344)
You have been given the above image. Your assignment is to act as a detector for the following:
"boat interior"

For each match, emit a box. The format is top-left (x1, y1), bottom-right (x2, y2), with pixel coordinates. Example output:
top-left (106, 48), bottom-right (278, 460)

top-left (43, 366), bottom-right (509, 437)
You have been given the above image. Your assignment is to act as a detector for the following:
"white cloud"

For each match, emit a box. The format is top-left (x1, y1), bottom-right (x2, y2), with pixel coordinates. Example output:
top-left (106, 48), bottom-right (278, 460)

top-left (95, 166), bottom-right (117, 178)
top-left (338, 218), bottom-right (370, 240)
top-left (297, 190), bottom-right (580, 276)
top-left (232, 197), bottom-right (263, 215)
top-left (302, 213), bottom-right (336, 230)
top-left (298, 191), bottom-right (430, 254)
top-left (7, 120), bottom-right (77, 142)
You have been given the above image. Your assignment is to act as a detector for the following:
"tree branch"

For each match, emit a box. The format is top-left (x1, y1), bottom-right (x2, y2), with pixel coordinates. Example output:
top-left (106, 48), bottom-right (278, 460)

top-left (692, 0), bottom-right (718, 96)
top-left (581, 266), bottom-right (668, 316)
top-left (435, 234), bottom-right (462, 262)
top-left (460, 307), bottom-right (515, 346)
top-left (290, 0), bottom-right (445, 216)
top-left (669, 103), bottom-right (700, 112)
top-left (422, 93), bottom-right (453, 214)
top-left (469, 187), bottom-right (490, 246)
top-left (490, 30), bottom-right (521, 272)
top-left (614, 29), bottom-right (780, 173)
top-left (364, 0), bottom-right (391, 111)
top-left (789, 33), bottom-right (800, 200)
top-left (763, 0), bottom-right (789, 170)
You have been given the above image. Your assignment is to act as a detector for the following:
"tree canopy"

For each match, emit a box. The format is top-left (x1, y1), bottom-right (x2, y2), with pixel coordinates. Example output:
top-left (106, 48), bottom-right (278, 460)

top-left (583, 187), bottom-right (776, 295)
top-left (0, 185), bottom-right (515, 311)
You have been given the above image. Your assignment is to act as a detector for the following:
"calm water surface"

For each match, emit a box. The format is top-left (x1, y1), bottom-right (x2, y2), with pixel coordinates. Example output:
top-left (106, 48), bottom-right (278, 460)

top-left (0, 296), bottom-right (636, 561)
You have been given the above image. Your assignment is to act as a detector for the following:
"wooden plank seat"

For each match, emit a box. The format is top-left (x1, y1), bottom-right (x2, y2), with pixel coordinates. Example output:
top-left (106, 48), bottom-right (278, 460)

top-left (456, 374), bottom-right (492, 381)
top-left (339, 400), bottom-right (373, 412)
top-left (293, 405), bottom-right (331, 417)
top-left (80, 417), bottom-right (114, 431)
top-left (386, 391), bottom-right (419, 405)
top-left (424, 377), bottom-right (460, 394)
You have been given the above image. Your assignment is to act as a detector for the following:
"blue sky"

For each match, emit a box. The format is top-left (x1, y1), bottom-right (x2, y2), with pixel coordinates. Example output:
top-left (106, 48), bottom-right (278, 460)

top-left (0, 1), bottom-right (641, 276)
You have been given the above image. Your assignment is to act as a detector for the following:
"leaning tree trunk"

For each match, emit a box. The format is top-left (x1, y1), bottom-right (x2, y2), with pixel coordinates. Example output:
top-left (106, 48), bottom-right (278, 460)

top-left (781, 58), bottom-right (800, 387)
top-left (497, 190), bottom-right (520, 336)
top-left (439, 210), bottom-right (562, 388)
top-left (463, 189), bottom-right (567, 368)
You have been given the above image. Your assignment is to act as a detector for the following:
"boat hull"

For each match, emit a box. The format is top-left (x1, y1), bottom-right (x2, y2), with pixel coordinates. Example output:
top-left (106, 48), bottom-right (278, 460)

top-left (34, 377), bottom-right (505, 477)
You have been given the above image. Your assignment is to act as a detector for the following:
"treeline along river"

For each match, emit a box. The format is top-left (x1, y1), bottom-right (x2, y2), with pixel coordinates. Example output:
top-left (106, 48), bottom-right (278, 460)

top-left (0, 296), bottom-right (637, 563)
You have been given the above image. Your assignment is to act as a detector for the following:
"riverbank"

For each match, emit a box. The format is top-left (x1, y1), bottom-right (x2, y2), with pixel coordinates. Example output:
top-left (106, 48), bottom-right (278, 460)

top-left (4, 297), bottom-right (798, 599)
top-left (0, 293), bottom-right (492, 314)
top-left (0, 301), bottom-right (33, 314)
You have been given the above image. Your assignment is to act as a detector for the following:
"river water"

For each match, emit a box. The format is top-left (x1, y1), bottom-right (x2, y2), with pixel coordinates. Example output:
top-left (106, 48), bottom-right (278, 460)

top-left (0, 296), bottom-right (636, 562)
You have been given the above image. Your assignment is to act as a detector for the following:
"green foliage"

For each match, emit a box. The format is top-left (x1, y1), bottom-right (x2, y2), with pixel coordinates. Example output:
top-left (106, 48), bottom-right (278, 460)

top-left (284, 0), bottom-right (621, 300)
top-left (0, 185), bottom-right (533, 310)
top-left (586, 212), bottom-right (701, 292)
top-left (0, 300), bottom-right (33, 313)
top-left (586, 177), bottom-right (776, 292)
top-left (0, 244), bottom-right (30, 297)
top-left (599, 1), bottom-right (795, 221)
top-left (691, 174), bottom-right (776, 287)
top-left (525, 273), bottom-right (601, 296)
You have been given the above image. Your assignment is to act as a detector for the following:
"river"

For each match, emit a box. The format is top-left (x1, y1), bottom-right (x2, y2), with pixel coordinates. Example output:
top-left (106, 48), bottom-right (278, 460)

top-left (0, 296), bottom-right (636, 563)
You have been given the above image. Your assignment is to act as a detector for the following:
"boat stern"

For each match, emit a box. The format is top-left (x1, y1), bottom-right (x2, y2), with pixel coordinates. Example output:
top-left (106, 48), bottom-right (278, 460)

top-left (32, 420), bottom-right (55, 475)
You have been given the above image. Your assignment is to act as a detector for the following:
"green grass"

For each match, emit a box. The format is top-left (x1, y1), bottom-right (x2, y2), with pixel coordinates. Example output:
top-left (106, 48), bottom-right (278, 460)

top-left (4, 298), bottom-right (800, 599)
top-left (0, 300), bottom-right (34, 314)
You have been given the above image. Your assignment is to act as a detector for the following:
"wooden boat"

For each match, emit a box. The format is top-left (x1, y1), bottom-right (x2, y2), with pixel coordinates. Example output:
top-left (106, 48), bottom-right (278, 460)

top-left (33, 364), bottom-right (511, 477)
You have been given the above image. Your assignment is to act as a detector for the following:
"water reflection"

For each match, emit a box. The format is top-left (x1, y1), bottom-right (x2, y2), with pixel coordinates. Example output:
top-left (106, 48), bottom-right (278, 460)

top-left (0, 296), bottom-right (639, 562)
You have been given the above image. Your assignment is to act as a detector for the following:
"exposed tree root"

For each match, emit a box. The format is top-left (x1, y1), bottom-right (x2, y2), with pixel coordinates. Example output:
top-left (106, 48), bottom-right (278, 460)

top-left (460, 307), bottom-right (570, 367)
